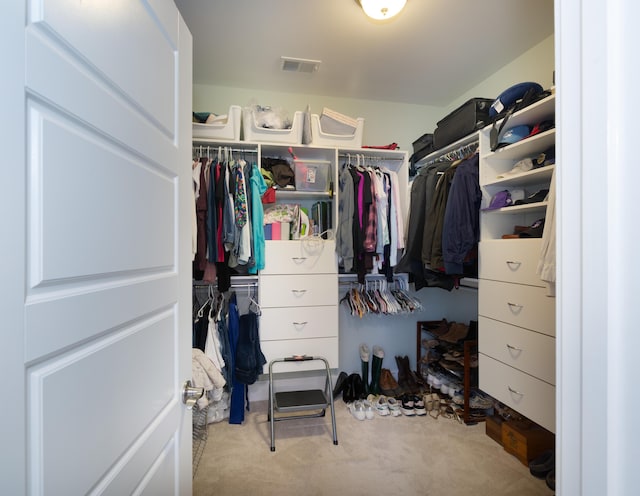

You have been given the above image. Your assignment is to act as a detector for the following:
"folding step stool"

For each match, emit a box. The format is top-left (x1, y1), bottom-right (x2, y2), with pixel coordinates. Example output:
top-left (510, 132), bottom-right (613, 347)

top-left (268, 355), bottom-right (338, 452)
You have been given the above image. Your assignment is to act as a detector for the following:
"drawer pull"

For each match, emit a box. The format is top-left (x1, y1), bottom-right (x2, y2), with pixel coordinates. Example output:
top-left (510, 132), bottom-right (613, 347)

top-left (507, 302), bottom-right (523, 312)
top-left (291, 289), bottom-right (307, 296)
top-left (505, 260), bottom-right (522, 269)
top-left (291, 257), bottom-right (307, 263)
top-left (506, 344), bottom-right (523, 352)
top-left (508, 386), bottom-right (524, 396)
top-left (292, 321), bottom-right (308, 327)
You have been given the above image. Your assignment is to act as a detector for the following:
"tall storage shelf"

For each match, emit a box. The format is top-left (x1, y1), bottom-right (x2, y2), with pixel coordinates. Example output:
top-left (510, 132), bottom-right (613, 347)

top-left (192, 138), bottom-right (409, 373)
top-left (477, 94), bottom-right (556, 433)
top-left (259, 144), bottom-right (339, 373)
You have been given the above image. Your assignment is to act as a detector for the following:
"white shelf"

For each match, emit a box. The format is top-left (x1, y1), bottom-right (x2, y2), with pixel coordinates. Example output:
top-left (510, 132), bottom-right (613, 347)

top-left (482, 164), bottom-right (555, 188)
top-left (481, 129), bottom-right (555, 162)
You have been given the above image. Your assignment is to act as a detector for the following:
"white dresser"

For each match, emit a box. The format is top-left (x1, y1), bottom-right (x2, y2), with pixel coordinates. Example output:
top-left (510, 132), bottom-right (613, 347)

top-left (478, 240), bottom-right (556, 432)
top-left (258, 240), bottom-right (339, 372)
top-left (477, 94), bottom-right (556, 433)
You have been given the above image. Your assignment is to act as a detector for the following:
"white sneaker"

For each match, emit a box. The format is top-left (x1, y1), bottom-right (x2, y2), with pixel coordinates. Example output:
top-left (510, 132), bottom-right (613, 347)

top-left (374, 395), bottom-right (391, 416)
top-left (362, 400), bottom-right (375, 420)
top-left (412, 395), bottom-right (427, 416)
top-left (348, 400), bottom-right (366, 421)
top-left (387, 397), bottom-right (402, 417)
top-left (400, 395), bottom-right (416, 416)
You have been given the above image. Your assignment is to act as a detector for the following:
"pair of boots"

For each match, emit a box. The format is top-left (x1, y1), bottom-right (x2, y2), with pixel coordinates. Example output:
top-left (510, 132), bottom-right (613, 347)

top-left (360, 344), bottom-right (384, 396)
top-left (395, 355), bottom-right (422, 393)
top-left (333, 372), bottom-right (364, 403)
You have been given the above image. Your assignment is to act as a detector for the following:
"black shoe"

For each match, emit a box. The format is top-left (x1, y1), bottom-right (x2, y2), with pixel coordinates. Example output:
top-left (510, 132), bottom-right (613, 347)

top-left (528, 449), bottom-right (555, 479)
top-left (546, 469), bottom-right (555, 491)
top-left (332, 371), bottom-right (348, 399)
top-left (343, 373), bottom-right (364, 403)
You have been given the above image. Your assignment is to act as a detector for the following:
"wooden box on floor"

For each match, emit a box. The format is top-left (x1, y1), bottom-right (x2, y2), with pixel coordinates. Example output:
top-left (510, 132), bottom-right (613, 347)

top-left (501, 420), bottom-right (554, 466)
top-left (485, 415), bottom-right (504, 446)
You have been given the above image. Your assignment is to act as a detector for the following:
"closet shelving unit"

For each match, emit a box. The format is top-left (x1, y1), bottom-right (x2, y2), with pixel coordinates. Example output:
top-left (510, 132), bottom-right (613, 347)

top-left (477, 93), bottom-right (556, 433)
top-left (192, 137), bottom-right (409, 373)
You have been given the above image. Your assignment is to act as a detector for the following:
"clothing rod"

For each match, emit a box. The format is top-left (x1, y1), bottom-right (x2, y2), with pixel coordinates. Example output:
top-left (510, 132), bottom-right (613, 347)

top-left (192, 146), bottom-right (257, 154)
top-left (193, 280), bottom-right (258, 288)
top-left (338, 153), bottom-right (404, 161)
top-left (338, 273), bottom-right (409, 284)
top-left (421, 140), bottom-right (479, 167)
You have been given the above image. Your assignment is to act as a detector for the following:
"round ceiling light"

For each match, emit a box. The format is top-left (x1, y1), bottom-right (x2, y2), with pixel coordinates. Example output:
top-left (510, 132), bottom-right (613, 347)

top-left (359, 0), bottom-right (407, 21)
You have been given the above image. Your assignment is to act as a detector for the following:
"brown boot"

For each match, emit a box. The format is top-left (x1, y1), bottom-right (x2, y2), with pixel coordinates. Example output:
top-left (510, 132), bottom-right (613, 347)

top-left (380, 368), bottom-right (402, 397)
top-left (401, 355), bottom-right (422, 393)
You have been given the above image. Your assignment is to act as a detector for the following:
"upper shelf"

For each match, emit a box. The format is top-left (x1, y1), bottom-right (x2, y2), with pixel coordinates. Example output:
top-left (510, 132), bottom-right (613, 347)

top-left (493, 93), bottom-right (555, 131)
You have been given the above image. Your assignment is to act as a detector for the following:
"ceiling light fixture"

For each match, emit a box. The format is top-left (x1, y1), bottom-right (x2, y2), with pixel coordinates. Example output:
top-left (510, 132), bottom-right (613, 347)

top-left (358, 0), bottom-right (407, 21)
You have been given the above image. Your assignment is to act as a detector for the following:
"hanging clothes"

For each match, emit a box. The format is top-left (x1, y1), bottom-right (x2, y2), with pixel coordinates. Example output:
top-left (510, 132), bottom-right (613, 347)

top-left (193, 157), bottom-right (211, 280)
top-left (248, 162), bottom-right (267, 274)
top-left (336, 163), bottom-right (355, 272)
top-left (537, 168), bottom-right (556, 296)
top-left (338, 156), bottom-right (405, 282)
top-left (227, 293), bottom-right (244, 424)
top-left (424, 161), bottom-right (459, 270)
top-left (442, 153), bottom-right (481, 275)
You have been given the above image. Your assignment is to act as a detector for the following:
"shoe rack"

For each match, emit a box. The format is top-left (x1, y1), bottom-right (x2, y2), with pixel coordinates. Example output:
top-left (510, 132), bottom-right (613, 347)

top-left (415, 320), bottom-right (483, 424)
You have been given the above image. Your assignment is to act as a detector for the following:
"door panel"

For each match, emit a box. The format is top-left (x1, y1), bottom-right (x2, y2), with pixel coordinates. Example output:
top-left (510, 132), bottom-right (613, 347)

top-left (24, 277), bottom-right (176, 363)
top-left (13, 1), bottom-right (193, 494)
top-left (33, 0), bottom-right (177, 136)
top-left (28, 101), bottom-right (175, 284)
top-left (25, 17), bottom-right (176, 175)
top-left (29, 313), bottom-right (175, 495)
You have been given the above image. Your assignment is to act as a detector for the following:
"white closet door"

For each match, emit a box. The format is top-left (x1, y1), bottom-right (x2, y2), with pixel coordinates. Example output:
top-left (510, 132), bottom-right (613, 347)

top-left (1, 1), bottom-right (193, 494)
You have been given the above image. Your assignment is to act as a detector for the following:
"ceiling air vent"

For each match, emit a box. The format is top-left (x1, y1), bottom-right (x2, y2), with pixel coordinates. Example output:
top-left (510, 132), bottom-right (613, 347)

top-left (281, 57), bottom-right (321, 74)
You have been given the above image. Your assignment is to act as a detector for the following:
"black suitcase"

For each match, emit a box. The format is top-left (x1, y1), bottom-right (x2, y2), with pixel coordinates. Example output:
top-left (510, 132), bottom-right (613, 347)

top-left (433, 98), bottom-right (493, 149)
top-left (409, 133), bottom-right (434, 166)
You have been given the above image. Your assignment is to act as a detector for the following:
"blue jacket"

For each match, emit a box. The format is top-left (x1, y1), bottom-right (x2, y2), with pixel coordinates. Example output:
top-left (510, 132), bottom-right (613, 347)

top-left (442, 154), bottom-right (481, 274)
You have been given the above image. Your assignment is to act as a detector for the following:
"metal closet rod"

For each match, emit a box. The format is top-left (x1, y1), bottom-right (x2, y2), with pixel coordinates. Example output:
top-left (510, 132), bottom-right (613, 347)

top-left (192, 145), bottom-right (258, 154)
top-left (338, 153), bottom-right (405, 161)
top-left (423, 140), bottom-right (479, 166)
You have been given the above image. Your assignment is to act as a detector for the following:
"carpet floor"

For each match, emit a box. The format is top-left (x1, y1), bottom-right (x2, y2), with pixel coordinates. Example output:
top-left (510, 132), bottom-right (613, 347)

top-left (192, 399), bottom-right (552, 496)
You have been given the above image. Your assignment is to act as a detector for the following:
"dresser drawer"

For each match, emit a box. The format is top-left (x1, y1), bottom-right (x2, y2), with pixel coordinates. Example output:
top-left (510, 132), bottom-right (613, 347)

top-left (259, 274), bottom-right (338, 308)
top-left (479, 239), bottom-right (545, 286)
top-left (479, 279), bottom-right (555, 337)
top-left (261, 337), bottom-right (339, 371)
top-left (479, 316), bottom-right (555, 385)
top-left (260, 306), bottom-right (338, 341)
top-left (262, 240), bottom-right (337, 274)
top-left (479, 354), bottom-right (555, 433)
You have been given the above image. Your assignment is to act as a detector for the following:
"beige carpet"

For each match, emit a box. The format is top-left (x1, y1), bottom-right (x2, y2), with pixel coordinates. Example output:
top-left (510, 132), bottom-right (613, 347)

top-left (193, 399), bottom-right (551, 496)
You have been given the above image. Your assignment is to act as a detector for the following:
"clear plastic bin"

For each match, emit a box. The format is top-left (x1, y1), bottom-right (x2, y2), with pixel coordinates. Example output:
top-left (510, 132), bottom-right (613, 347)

top-left (294, 159), bottom-right (331, 192)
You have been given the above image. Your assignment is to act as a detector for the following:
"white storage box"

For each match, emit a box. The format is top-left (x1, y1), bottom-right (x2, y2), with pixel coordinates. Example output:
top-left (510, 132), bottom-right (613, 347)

top-left (309, 114), bottom-right (364, 147)
top-left (192, 105), bottom-right (241, 140)
top-left (242, 108), bottom-right (303, 144)
top-left (294, 159), bottom-right (331, 192)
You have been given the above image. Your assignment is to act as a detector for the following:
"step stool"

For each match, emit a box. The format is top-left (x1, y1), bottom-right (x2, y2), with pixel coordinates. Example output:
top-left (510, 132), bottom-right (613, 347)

top-left (268, 355), bottom-right (338, 452)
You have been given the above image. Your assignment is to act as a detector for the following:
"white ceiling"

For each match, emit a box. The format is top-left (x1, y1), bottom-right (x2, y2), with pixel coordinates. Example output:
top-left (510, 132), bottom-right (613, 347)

top-left (175, 0), bottom-right (554, 107)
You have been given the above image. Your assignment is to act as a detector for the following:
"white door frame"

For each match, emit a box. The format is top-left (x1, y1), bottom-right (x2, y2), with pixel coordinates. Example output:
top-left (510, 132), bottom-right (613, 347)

top-left (557, 0), bottom-right (640, 494)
